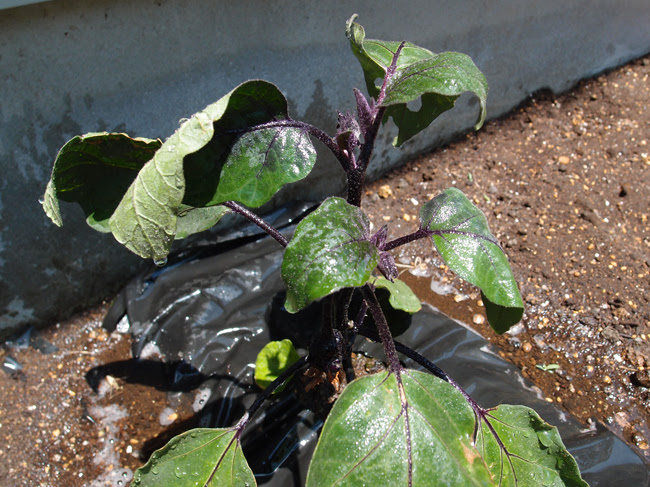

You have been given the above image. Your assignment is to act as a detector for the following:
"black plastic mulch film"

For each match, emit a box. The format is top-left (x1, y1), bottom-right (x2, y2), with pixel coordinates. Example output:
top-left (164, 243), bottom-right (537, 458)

top-left (103, 203), bottom-right (649, 486)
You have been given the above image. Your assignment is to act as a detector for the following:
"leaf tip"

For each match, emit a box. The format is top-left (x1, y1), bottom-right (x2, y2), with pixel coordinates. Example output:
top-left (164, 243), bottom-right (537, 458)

top-left (346, 13), bottom-right (359, 38)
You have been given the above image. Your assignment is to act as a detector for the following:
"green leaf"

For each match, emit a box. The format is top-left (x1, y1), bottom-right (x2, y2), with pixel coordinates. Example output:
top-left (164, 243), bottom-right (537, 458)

top-left (306, 370), bottom-right (493, 486)
top-left (182, 81), bottom-right (316, 209)
top-left (307, 369), bottom-right (586, 487)
top-left (133, 428), bottom-right (256, 487)
top-left (174, 204), bottom-right (230, 239)
top-left (254, 339), bottom-right (301, 391)
top-left (420, 188), bottom-right (523, 333)
top-left (385, 93), bottom-right (456, 147)
top-left (42, 133), bottom-right (162, 232)
top-left (476, 405), bottom-right (588, 487)
top-left (109, 80), bottom-right (314, 260)
top-left (281, 197), bottom-right (379, 313)
top-left (346, 16), bottom-right (487, 146)
top-left (109, 112), bottom-right (215, 260)
top-left (346, 15), bottom-right (435, 99)
top-left (371, 276), bottom-right (421, 313)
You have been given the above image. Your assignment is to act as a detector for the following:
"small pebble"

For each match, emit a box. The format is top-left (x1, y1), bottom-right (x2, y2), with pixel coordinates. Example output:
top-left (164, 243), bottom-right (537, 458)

top-left (378, 185), bottom-right (393, 198)
top-left (522, 342), bottom-right (532, 353)
top-left (472, 314), bottom-right (485, 325)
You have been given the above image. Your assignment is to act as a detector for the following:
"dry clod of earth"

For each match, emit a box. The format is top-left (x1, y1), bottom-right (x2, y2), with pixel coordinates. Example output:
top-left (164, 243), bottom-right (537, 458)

top-left (0, 54), bottom-right (649, 485)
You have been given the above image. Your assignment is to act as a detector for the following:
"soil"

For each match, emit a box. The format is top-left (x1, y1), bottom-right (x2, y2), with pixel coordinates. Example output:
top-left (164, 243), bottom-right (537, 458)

top-left (1, 55), bottom-right (649, 486)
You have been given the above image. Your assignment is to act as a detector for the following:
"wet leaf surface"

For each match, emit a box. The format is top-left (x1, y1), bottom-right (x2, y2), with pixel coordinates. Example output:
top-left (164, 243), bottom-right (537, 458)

top-left (307, 369), bottom-right (585, 486)
top-left (306, 370), bottom-right (493, 486)
top-left (282, 197), bottom-right (379, 313)
top-left (420, 188), bottom-right (523, 333)
top-left (476, 405), bottom-right (587, 487)
top-left (133, 428), bottom-right (255, 487)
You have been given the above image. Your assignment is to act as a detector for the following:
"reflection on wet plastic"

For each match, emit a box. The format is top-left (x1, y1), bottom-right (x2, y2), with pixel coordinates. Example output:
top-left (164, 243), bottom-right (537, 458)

top-left (104, 205), bottom-right (649, 486)
top-left (1, 355), bottom-right (24, 378)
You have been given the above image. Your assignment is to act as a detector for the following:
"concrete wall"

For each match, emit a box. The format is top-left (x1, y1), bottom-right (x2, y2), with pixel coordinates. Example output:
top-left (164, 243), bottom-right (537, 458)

top-left (1, 0), bottom-right (649, 338)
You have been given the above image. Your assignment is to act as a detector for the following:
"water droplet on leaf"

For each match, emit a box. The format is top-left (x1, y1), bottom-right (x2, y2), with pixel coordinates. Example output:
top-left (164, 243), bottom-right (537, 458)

top-left (154, 257), bottom-right (168, 267)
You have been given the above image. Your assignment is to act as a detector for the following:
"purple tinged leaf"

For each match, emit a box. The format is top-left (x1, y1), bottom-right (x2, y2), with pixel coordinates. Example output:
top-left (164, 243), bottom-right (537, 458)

top-left (370, 224), bottom-right (389, 248)
top-left (335, 110), bottom-right (361, 152)
top-left (377, 251), bottom-right (398, 282)
top-left (354, 88), bottom-right (374, 133)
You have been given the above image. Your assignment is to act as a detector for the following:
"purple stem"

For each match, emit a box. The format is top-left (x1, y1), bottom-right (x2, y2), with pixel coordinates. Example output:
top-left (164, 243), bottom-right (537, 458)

top-left (235, 355), bottom-right (309, 438)
top-left (383, 228), bottom-right (430, 251)
top-left (360, 285), bottom-right (401, 377)
top-left (223, 201), bottom-right (288, 247)
top-left (376, 41), bottom-right (406, 106)
top-left (368, 332), bottom-right (516, 465)
top-left (349, 42), bottom-right (406, 206)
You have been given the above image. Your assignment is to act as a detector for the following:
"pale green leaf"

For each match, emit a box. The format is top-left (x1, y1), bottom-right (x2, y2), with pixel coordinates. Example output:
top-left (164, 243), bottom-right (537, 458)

top-left (371, 276), bottom-right (421, 313)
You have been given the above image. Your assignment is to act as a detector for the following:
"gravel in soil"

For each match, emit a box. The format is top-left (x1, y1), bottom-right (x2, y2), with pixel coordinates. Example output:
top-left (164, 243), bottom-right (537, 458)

top-left (1, 55), bottom-right (649, 485)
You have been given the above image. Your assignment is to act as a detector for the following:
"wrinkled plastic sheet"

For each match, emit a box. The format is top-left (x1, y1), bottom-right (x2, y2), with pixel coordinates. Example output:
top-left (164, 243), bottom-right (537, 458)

top-left (105, 206), bottom-right (649, 487)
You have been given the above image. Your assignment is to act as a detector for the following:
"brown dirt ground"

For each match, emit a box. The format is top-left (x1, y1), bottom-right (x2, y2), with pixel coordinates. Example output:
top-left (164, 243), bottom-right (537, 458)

top-left (1, 55), bottom-right (649, 486)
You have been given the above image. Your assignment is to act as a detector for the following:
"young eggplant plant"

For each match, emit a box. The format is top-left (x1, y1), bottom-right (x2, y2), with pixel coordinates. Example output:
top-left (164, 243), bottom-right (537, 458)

top-left (42, 15), bottom-right (587, 487)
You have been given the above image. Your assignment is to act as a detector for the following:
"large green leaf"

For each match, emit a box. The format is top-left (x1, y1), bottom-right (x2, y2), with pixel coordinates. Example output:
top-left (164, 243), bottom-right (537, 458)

top-left (346, 16), bottom-right (487, 146)
top-left (132, 428), bottom-right (255, 487)
top-left (109, 111), bottom-right (216, 260)
top-left (420, 188), bottom-right (523, 333)
top-left (42, 132), bottom-right (162, 232)
top-left (306, 370), bottom-right (493, 486)
top-left (109, 80), bottom-right (314, 260)
top-left (281, 197), bottom-right (379, 313)
top-left (182, 81), bottom-right (316, 209)
top-left (306, 369), bottom-right (586, 487)
top-left (476, 405), bottom-right (588, 487)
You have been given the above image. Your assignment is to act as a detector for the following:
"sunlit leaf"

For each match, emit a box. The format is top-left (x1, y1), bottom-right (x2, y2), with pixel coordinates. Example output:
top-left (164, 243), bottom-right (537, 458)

top-left (254, 339), bottom-right (301, 391)
top-left (476, 405), bottom-right (588, 487)
top-left (282, 197), bottom-right (379, 313)
top-left (307, 369), bottom-right (587, 486)
top-left (109, 112), bottom-right (215, 260)
top-left (306, 370), bottom-right (493, 486)
top-left (420, 188), bottom-right (523, 333)
top-left (346, 16), bottom-right (487, 146)
top-left (133, 428), bottom-right (255, 487)
top-left (182, 81), bottom-right (316, 209)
